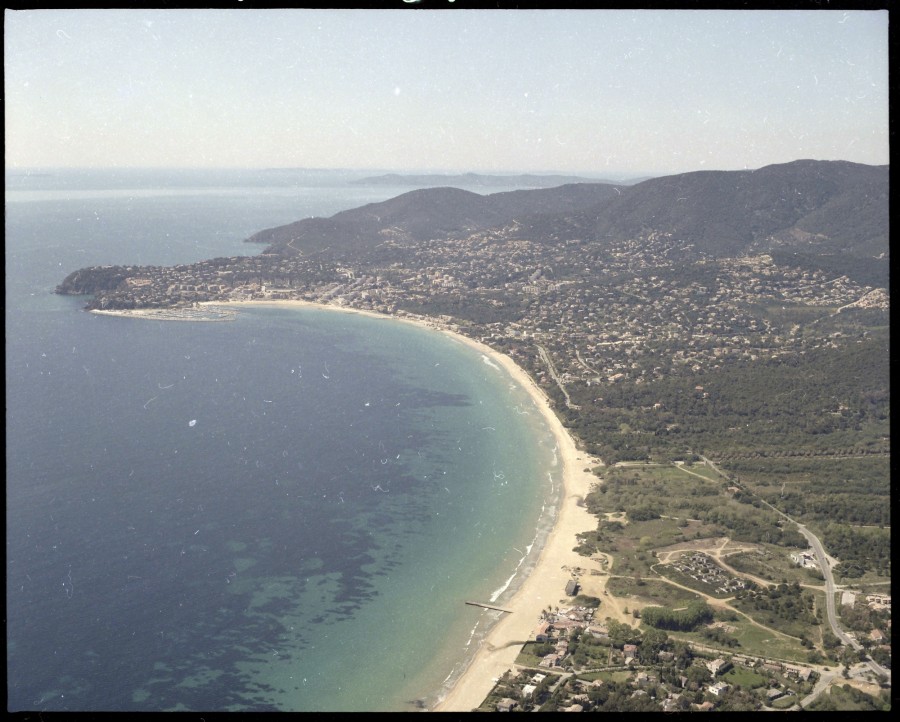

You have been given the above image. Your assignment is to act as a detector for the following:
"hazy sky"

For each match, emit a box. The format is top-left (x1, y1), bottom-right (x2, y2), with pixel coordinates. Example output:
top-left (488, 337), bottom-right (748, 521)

top-left (4, 8), bottom-right (889, 176)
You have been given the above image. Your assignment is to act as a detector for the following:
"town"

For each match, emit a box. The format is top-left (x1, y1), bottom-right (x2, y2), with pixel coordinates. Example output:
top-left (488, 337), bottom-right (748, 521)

top-left (57, 226), bottom-right (887, 419)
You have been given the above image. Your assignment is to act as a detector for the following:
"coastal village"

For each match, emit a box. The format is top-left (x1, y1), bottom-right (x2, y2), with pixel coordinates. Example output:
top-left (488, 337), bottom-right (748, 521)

top-left (466, 562), bottom-right (889, 712)
top-left (59, 226), bottom-right (887, 411)
top-left (483, 598), bottom-right (822, 713)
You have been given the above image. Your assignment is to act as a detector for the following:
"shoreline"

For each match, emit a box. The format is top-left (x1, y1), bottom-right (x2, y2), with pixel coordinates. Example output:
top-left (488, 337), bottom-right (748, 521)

top-left (196, 299), bottom-right (621, 712)
top-left (98, 298), bottom-right (624, 710)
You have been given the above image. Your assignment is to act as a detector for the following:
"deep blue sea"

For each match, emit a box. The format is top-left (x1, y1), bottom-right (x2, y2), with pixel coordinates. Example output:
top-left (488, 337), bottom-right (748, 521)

top-left (5, 169), bottom-right (561, 712)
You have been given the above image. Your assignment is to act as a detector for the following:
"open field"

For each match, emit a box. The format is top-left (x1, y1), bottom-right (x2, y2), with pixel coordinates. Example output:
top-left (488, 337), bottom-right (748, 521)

top-left (669, 617), bottom-right (812, 661)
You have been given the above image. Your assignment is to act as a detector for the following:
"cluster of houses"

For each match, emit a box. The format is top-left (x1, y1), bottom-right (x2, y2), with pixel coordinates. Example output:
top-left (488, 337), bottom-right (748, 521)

top-left (841, 591), bottom-right (891, 612)
top-left (533, 604), bottom-right (598, 670)
top-left (485, 594), bottom-right (825, 713)
top-left (490, 651), bottom-right (818, 712)
top-left (669, 552), bottom-right (751, 595)
top-left (371, 232), bottom-right (881, 393)
top-left (838, 592), bottom-right (891, 655)
top-left (711, 655), bottom-right (816, 702)
top-left (70, 221), bottom-right (885, 404)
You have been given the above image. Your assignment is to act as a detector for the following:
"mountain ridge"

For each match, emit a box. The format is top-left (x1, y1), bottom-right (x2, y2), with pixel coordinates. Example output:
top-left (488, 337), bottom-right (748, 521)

top-left (246, 160), bottom-right (888, 284)
top-left (579, 159), bottom-right (889, 258)
top-left (245, 182), bottom-right (624, 252)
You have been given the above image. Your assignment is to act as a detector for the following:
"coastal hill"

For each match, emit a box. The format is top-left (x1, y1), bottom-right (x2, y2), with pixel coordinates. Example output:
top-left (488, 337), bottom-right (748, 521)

top-left (351, 172), bottom-right (620, 188)
top-left (245, 183), bottom-right (623, 254)
top-left (247, 160), bottom-right (888, 285)
top-left (583, 159), bottom-right (888, 258)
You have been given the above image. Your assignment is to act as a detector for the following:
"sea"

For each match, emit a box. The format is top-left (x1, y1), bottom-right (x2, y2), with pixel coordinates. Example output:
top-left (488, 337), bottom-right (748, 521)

top-left (5, 168), bottom-right (562, 712)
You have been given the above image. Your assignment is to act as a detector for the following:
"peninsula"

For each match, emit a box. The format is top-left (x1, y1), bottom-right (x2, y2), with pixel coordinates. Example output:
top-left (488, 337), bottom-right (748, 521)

top-left (57, 159), bottom-right (891, 711)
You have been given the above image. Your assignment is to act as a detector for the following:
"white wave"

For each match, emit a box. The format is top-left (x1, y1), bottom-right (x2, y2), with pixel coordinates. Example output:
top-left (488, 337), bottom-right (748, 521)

top-left (462, 620), bottom-right (481, 650)
top-left (488, 538), bottom-right (535, 603)
top-left (481, 354), bottom-right (500, 370)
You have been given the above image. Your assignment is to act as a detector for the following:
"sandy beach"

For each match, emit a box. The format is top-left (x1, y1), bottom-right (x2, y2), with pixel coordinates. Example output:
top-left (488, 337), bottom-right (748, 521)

top-left (197, 299), bottom-right (624, 712)
top-left (428, 335), bottom-right (616, 712)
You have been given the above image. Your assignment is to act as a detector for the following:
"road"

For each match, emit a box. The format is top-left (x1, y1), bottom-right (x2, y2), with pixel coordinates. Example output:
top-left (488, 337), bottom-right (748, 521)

top-left (796, 667), bottom-right (838, 709)
top-left (536, 344), bottom-right (579, 409)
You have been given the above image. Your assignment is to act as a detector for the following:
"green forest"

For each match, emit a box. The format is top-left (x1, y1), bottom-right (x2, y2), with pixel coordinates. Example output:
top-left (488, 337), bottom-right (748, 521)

top-left (560, 331), bottom-right (888, 466)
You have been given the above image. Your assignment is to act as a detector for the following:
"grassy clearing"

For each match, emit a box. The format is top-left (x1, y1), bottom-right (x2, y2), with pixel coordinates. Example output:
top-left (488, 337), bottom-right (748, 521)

top-left (583, 670), bottom-right (633, 684)
top-left (731, 587), bottom-right (822, 639)
top-left (723, 665), bottom-right (769, 689)
top-left (583, 462), bottom-right (839, 667)
top-left (606, 576), bottom-right (703, 606)
top-left (515, 642), bottom-right (550, 668)
top-left (724, 547), bottom-right (824, 586)
top-left (673, 462), bottom-right (723, 482)
top-left (669, 616), bottom-right (809, 661)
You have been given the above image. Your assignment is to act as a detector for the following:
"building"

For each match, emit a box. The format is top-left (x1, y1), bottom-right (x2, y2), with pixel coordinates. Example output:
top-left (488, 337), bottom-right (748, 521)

top-left (707, 658), bottom-right (731, 676)
top-left (709, 681), bottom-right (731, 697)
top-left (587, 624), bottom-right (609, 642)
top-left (789, 550), bottom-right (819, 570)
top-left (539, 653), bottom-right (562, 668)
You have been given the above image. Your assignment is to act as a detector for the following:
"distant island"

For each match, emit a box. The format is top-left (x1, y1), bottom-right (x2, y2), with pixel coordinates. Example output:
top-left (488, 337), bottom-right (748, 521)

top-left (351, 172), bottom-right (629, 188)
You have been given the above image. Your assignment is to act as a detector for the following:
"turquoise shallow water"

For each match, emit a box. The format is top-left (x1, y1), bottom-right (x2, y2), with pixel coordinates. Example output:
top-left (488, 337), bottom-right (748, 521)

top-left (6, 170), bottom-right (560, 711)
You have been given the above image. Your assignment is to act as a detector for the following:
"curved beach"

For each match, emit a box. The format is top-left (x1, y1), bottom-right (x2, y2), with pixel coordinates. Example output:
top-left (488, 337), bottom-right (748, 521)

top-left (429, 342), bottom-right (609, 711)
top-left (198, 299), bottom-right (616, 711)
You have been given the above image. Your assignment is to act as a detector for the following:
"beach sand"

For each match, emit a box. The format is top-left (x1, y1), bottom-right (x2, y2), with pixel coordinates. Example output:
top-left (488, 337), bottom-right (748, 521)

top-left (429, 340), bottom-right (614, 712)
top-left (199, 299), bottom-right (625, 711)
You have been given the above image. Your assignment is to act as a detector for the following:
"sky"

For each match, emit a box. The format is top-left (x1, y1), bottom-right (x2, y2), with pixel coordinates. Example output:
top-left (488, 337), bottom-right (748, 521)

top-left (3, 7), bottom-right (890, 176)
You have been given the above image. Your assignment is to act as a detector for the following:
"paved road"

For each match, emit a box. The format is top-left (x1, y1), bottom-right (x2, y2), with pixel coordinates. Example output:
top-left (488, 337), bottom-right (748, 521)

top-left (798, 526), bottom-right (854, 643)
top-left (536, 344), bottom-right (579, 409)
top-left (796, 667), bottom-right (837, 709)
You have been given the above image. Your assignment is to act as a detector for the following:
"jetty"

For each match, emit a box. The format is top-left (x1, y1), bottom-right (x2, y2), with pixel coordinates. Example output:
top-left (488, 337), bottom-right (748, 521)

top-left (465, 601), bottom-right (513, 614)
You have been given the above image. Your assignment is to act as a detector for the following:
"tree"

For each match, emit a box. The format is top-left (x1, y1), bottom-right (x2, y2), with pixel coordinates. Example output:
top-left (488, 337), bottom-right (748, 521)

top-left (685, 664), bottom-right (711, 687)
top-left (607, 618), bottom-right (641, 647)
top-left (638, 628), bottom-right (668, 664)
top-left (672, 641), bottom-right (694, 669)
